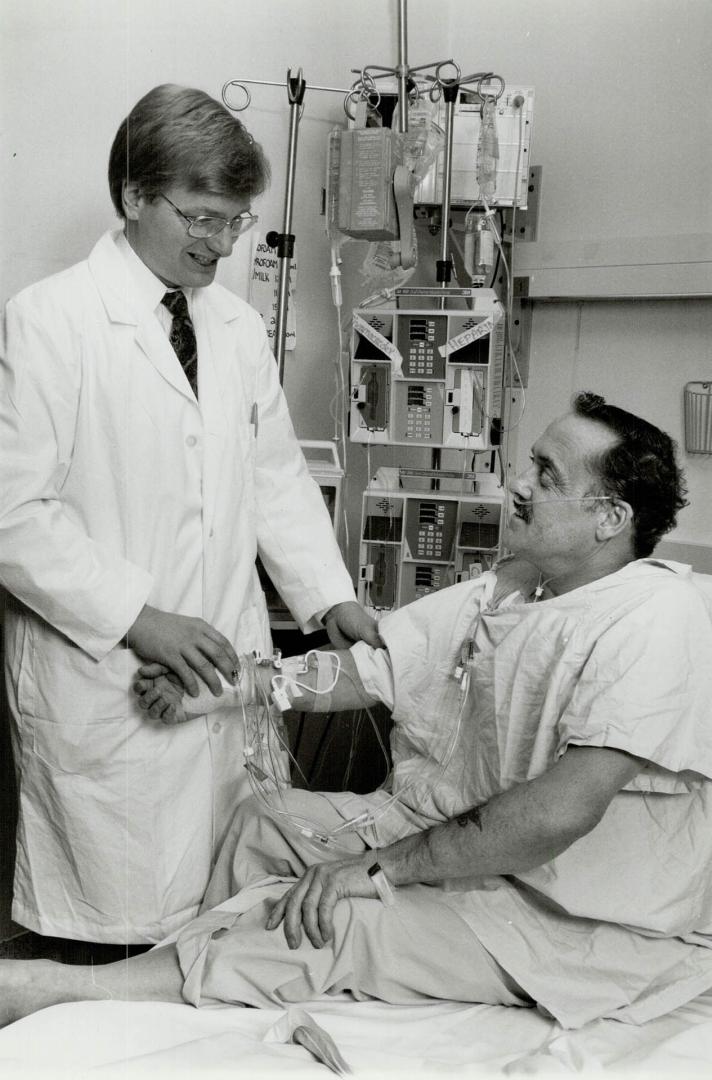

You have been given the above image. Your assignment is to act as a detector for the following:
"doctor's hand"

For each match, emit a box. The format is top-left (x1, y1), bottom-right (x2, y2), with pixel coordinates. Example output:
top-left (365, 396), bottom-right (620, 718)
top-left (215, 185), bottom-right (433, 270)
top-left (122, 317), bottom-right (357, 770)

top-left (323, 601), bottom-right (383, 651)
top-left (126, 604), bottom-right (239, 698)
top-left (265, 855), bottom-right (379, 950)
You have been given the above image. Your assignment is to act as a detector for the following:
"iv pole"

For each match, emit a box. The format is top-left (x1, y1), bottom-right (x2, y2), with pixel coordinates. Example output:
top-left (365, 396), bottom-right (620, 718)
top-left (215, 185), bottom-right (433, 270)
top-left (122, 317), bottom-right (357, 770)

top-left (396, 0), bottom-right (409, 134)
top-left (437, 76), bottom-right (459, 296)
top-left (222, 71), bottom-right (353, 386)
top-left (222, 0), bottom-right (500, 384)
top-left (266, 69), bottom-right (306, 385)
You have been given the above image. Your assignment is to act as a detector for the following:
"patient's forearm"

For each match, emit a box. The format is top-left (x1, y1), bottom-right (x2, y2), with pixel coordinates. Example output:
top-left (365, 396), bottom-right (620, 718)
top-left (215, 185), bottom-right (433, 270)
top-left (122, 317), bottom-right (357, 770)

top-left (378, 781), bottom-right (581, 887)
top-left (376, 745), bottom-right (641, 886)
top-left (184, 648), bottom-right (378, 718)
top-left (277, 649), bottom-right (379, 712)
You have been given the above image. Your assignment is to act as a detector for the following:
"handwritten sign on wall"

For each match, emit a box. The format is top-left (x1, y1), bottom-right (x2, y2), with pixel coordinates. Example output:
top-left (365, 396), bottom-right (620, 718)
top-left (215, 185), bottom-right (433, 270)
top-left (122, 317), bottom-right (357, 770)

top-left (248, 235), bottom-right (297, 351)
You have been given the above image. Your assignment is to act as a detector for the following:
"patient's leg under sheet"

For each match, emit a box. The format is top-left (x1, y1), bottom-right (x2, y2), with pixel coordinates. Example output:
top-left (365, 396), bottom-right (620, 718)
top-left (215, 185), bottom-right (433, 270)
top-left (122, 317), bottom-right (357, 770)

top-left (201, 791), bottom-right (368, 911)
top-left (178, 880), bottom-right (530, 1011)
top-left (189, 792), bottom-right (530, 1010)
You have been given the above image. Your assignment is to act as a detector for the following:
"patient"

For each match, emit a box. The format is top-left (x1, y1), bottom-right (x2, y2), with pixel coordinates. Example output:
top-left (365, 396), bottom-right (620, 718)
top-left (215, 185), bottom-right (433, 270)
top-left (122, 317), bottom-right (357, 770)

top-left (2, 391), bottom-right (712, 1032)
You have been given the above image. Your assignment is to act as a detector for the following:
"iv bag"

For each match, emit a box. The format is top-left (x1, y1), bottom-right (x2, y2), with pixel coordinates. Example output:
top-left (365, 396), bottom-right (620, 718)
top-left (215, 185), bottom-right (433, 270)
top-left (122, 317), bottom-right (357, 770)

top-left (360, 228), bottom-right (418, 292)
top-left (476, 97), bottom-right (499, 202)
top-left (398, 97), bottom-right (445, 183)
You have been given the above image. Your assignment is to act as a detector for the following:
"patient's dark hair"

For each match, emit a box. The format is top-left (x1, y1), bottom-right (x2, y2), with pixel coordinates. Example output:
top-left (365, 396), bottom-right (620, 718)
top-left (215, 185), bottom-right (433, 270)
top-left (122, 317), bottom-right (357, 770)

top-left (573, 391), bottom-right (688, 558)
top-left (108, 84), bottom-right (270, 218)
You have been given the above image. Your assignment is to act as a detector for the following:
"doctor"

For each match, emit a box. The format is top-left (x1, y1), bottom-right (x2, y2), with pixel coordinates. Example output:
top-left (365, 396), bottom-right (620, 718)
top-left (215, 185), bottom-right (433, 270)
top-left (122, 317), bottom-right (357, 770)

top-left (0, 84), bottom-right (378, 947)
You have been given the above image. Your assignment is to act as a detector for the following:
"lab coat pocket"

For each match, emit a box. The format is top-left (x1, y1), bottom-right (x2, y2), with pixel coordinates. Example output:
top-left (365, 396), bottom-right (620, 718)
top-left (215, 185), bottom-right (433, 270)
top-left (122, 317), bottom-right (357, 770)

top-left (23, 715), bottom-right (158, 922)
top-left (28, 714), bottom-right (140, 778)
top-left (26, 615), bottom-right (136, 721)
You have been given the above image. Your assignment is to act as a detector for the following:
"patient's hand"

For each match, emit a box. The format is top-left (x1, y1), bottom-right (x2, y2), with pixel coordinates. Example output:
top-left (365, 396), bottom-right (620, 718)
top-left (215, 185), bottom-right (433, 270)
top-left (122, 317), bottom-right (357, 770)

top-left (134, 662), bottom-right (231, 724)
top-left (266, 854), bottom-right (379, 950)
top-left (134, 669), bottom-right (188, 724)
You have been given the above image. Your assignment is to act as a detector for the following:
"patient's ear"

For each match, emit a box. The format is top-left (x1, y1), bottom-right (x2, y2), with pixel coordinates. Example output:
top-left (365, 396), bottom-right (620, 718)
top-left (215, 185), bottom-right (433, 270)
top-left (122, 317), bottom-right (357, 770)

top-left (595, 499), bottom-right (633, 543)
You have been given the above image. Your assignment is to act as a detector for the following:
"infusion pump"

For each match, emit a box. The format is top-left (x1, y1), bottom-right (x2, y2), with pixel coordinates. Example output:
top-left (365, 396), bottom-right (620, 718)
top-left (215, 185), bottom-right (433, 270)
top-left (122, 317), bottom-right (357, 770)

top-left (358, 487), bottom-right (504, 614)
top-left (350, 289), bottom-right (505, 451)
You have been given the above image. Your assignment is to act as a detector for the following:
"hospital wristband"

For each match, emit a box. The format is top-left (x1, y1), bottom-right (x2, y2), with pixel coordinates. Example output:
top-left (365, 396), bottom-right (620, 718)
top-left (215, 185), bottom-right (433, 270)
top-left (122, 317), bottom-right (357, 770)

top-left (368, 861), bottom-right (396, 906)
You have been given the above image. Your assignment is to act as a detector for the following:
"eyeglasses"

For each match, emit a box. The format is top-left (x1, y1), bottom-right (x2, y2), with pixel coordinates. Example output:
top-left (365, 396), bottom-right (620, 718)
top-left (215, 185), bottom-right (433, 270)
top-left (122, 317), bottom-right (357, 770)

top-left (159, 193), bottom-right (258, 239)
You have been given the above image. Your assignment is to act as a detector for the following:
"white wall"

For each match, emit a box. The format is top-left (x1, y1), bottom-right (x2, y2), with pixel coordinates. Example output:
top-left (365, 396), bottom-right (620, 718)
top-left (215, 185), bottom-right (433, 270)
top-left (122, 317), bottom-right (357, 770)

top-left (443, 0), bottom-right (712, 243)
top-left (2, 0), bottom-right (711, 559)
top-left (441, 0), bottom-right (712, 554)
top-left (519, 299), bottom-right (712, 550)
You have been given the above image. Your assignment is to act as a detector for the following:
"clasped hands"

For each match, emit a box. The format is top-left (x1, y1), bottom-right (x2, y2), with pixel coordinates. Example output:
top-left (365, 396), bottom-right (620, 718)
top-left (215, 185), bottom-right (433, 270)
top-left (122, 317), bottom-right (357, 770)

top-left (130, 600), bottom-right (380, 722)
top-left (127, 603), bottom-right (239, 700)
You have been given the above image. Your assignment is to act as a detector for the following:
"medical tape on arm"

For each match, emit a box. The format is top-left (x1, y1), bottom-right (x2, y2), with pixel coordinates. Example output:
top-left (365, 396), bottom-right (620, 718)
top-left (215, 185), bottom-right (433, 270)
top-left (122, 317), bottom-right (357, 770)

top-left (310, 649), bottom-right (339, 710)
top-left (284, 650), bottom-right (339, 709)
top-left (182, 664), bottom-right (240, 717)
top-left (270, 651), bottom-right (340, 713)
top-left (180, 654), bottom-right (254, 721)
top-left (216, 655), bottom-right (255, 703)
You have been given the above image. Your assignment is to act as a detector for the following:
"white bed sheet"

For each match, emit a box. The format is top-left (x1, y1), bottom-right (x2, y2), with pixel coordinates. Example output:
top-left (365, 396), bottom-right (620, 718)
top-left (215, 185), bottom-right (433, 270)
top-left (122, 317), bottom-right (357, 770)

top-left (1, 989), bottom-right (711, 1079)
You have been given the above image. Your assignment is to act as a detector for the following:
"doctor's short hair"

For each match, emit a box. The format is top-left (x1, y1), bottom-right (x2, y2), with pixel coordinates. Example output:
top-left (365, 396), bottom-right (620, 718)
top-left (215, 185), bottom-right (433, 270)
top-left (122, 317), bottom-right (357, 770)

top-left (573, 391), bottom-right (688, 558)
top-left (108, 84), bottom-right (270, 217)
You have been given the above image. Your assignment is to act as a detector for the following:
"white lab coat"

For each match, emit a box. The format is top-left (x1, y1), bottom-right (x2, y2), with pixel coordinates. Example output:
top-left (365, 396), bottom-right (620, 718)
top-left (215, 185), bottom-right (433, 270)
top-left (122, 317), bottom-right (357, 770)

top-left (0, 230), bottom-right (355, 943)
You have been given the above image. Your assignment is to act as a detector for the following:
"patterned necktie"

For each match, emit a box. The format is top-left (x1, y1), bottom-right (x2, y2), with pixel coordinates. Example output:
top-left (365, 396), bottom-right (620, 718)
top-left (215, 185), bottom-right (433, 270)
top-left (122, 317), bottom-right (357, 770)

top-left (161, 289), bottom-right (198, 398)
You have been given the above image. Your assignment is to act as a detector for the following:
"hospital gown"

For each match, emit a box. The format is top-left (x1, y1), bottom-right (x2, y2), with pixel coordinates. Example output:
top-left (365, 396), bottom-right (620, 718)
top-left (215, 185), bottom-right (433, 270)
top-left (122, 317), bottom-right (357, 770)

top-left (178, 559), bottom-right (712, 1029)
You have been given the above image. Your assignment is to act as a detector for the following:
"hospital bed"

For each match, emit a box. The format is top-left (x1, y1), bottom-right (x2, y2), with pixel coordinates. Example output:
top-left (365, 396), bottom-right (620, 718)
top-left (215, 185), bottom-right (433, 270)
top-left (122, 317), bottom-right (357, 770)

top-left (1, 572), bottom-right (710, 1079)
top-left (1, 990), bottom-right (712, 1077)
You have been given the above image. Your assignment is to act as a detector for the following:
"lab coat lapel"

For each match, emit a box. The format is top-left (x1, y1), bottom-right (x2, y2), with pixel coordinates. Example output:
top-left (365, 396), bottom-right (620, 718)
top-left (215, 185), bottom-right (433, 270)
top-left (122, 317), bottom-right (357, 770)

top-left (133, 319), bottom-right (197, 403)
top-left (87, 231), bottom-right (197, 403)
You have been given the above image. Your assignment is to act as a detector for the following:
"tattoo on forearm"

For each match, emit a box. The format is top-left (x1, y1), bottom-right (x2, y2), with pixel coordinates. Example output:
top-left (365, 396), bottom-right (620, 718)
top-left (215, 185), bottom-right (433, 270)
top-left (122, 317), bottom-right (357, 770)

top-left (455, 804), bottom-right (486, 830)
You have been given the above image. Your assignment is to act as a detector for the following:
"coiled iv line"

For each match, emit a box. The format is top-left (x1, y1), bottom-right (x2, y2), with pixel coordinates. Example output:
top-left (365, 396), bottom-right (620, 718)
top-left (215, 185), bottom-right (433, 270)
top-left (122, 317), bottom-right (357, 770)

top-left (235, 649), bottom-right (472, 854)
